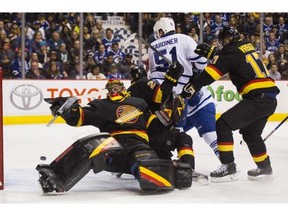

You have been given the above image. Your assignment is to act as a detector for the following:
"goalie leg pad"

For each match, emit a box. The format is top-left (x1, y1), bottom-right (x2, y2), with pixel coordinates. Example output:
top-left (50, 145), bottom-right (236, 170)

top-left (137, 159), bottom-right (175, 191)
top-left (174, 161), bottom-right (193, 189)
top-left (36, 164), bottom-right (65, 193)
top-left (36, 133), bottom-right (123, 192)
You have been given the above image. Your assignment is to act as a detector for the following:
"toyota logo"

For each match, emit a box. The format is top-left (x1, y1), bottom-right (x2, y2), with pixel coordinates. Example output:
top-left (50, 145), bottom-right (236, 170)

top-left (10, 84), bottom-right (43, 110)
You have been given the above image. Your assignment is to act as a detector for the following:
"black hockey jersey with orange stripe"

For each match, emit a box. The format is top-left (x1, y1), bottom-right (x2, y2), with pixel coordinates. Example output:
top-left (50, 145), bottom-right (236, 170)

top-left (127, 78), bottom-right (165, 113)
top-left (194, 40), bottom-right (280, 97)
top-left (79, 97), bottom-right (150, 144)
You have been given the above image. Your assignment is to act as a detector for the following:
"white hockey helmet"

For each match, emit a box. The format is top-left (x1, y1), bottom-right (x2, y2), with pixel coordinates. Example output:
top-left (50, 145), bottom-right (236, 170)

top-left (153, 17), bottom-right (175, 39)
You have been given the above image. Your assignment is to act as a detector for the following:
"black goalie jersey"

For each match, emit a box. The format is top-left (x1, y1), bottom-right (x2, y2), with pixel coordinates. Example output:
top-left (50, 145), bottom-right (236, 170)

top-left (77, 96), bottom-right (150, 144)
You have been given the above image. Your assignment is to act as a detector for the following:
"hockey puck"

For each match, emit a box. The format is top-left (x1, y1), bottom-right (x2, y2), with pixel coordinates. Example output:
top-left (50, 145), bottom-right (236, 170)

top-left (40, 156), bottom-right (47, 161)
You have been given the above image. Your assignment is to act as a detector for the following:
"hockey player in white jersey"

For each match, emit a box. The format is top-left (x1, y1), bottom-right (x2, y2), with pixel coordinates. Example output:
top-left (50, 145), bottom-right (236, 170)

top-left (148, 17), bottom-right (220, 160)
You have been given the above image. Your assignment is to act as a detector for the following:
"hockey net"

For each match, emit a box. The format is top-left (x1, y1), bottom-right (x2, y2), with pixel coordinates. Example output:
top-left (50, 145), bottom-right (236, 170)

top-left (0, 67), bottom-right (3, 190)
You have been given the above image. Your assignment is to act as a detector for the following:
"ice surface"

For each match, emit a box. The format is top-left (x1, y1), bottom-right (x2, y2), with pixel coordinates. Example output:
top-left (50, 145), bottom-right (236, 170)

top-left (1, 122), bottom-right (288, 215)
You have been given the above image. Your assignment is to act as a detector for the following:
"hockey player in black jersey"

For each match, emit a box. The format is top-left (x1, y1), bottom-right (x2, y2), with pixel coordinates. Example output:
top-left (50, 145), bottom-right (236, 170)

top-left (36, 79), bottom-right (192, 193)
top-left (128, 64), bottom-right (193, 164)
top-left (127, 64), bottom-right (208, 184)
top-left (181, 26), bottom-right (280, 182)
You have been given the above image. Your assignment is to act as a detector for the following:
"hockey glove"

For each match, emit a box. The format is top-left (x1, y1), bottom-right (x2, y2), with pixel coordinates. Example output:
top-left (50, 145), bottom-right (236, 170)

top-left (195, 43), bottom-right (217, 60)
top-left (164, 61), bottom-right (184, 86)
top-left (60, 102), bottom-right (80, 122)
top-left (44, 97), bottom-right (70, 116)
top-left (181, 73), bottom-right (201, 100)
top-left (181, 83), bottom-right (199, 100)
top-left (47, 97), bottom-right (81, 126)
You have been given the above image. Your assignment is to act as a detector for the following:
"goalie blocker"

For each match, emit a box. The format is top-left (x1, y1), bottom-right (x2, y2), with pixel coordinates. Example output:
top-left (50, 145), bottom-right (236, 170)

top-left (36, 133), bottom-right (192, 193)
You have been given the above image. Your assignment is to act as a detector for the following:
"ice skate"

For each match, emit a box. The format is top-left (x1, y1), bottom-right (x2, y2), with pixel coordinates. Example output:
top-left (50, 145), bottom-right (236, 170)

top-left (112, 172), bottom-right (136, 180)
top-left (247, 165), bottom-right (273, 180)
top-left (210, 162), bottom-right (239, 183)
top-left (192, 170), bottom-right (209, 185)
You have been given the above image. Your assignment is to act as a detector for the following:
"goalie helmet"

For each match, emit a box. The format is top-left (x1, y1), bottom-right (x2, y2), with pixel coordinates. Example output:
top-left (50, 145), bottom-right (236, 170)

top-left (130, 66), bottom-right (147, 83)
top-left (153, 17), bottom-right (175, 39)
top-left (218, 26), bottom-right (239, 46)
top-left (105, 79), bottom-right (128, 101)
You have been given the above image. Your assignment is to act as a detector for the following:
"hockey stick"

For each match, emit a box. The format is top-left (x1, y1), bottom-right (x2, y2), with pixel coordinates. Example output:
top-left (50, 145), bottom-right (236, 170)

top-left (240, 115), bottom-right (288, 144)
top-left (46, 89), bottom-right (108, 127)
top-left (134, 33), bottom-right (173, 65)
top-left (263, 115), bottom-right (288, 142)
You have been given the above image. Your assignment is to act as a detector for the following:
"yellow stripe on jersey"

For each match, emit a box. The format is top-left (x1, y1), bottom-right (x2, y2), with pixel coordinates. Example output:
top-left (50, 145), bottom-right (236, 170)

top-left (111, 130), bottom-right (149, 142)
top-left (205, 65), bottom-right (224, 81)
top-left (240, 78), bottom-right (276, 95)
top-left (153, 86), bottom-right (163, 104)
top-left (139, 166), bottom-right (172, 187)
top-left (76, 107), bottom-right (83, 127)
top-left (146, 114), bottom-right (157, 128)
top-left (218, 142), bottom-right (234, 152)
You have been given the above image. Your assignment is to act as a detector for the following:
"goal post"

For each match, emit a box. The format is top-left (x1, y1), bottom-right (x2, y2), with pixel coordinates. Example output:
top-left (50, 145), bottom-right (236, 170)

top-left (0, 67), bottom-right (3, 190)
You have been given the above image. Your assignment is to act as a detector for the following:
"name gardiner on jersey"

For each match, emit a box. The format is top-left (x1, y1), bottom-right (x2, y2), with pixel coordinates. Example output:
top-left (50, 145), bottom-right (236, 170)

top-left (153, 38), bottom-right (179, 49)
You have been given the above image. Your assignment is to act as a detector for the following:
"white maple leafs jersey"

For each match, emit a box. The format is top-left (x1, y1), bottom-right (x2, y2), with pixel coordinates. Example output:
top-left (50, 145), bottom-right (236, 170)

top-left (149, 33), bottom-right (207, 94)
top-left (148, 33), bottom-right (215, 115)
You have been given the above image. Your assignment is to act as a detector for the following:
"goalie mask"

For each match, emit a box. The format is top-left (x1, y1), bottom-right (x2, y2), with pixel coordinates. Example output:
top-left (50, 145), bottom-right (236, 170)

top-left (130, 66), bottom-right (147, 83)
top-left (105, 79), bottom-right (128, 101)
top-left (153, 17), bottom-right (175, 39)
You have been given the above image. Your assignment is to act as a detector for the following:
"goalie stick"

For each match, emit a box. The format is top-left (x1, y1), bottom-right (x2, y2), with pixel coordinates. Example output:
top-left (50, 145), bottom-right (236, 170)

top-left (46, 89), bottom-right (108, 127)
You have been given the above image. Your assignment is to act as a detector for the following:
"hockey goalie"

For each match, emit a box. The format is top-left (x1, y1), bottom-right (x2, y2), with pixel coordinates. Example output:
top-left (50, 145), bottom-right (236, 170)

top-left (36, 79), bottom-right (193, 193)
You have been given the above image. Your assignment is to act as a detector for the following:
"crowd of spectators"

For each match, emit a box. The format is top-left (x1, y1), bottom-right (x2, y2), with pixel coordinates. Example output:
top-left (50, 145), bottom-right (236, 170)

top-left (0, 12), bottom-right (288, 80)
top-left (0, 13), bottom-right (135, 80)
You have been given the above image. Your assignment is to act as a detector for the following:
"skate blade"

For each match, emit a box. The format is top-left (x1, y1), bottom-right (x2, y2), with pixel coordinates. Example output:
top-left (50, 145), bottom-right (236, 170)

top-left (112, 173), bottom-right (136, 180)
top-left (248, 174), bottom-right (273, 181)
top-left (210, 173), bottom-right (238, 183)
top-left (193, 177), bottom-right (209, 186)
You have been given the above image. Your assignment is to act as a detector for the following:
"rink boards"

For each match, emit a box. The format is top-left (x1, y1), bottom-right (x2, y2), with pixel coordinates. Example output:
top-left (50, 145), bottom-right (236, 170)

top-left (2, 80), bottom-right (288, 125)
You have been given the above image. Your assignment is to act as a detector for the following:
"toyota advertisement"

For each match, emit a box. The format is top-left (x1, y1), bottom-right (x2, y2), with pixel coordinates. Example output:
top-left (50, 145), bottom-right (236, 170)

top-left (3, 80), bottom-right (288, 124)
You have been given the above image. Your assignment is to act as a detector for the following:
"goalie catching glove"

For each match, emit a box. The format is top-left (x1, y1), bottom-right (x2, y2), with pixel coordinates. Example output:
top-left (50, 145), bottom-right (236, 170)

top-left (164, 61), bottom-right (184, 86)
top-left (44, 97), bottom-right (81, 125)
top-left (195, 43), bottom-right (217, 60)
